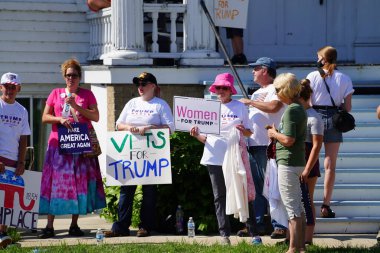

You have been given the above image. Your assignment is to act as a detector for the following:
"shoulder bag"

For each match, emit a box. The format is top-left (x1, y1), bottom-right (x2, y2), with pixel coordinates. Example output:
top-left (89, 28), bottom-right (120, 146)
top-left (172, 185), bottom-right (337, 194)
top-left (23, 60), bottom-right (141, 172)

top-left (70, 108), bottom-right (102, 157)
top-left (322, 78), bottom-right (355, 133)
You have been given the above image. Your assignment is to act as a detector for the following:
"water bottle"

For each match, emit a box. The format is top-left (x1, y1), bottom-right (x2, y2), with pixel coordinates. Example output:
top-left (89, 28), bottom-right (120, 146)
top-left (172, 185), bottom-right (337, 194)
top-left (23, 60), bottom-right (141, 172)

top-left (175, 205), bottom-right (184, 234)
top-left (61, 92), bottom-right (71, 118)
top-left (96, 228), bottom-right (104, 245)
top-left (187, 217), bottom-right (195, 238)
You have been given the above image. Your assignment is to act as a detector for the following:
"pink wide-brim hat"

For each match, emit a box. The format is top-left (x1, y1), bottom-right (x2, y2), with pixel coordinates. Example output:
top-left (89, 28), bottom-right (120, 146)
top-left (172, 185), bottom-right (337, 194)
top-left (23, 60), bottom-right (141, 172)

top-left (209, 73), bottom-right (237, 95)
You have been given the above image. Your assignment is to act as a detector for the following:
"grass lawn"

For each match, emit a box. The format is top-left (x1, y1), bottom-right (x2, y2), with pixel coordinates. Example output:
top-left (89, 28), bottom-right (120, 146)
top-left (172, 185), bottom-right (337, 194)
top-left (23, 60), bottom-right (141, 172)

top-left (5, 241), bottom-right (380, 253)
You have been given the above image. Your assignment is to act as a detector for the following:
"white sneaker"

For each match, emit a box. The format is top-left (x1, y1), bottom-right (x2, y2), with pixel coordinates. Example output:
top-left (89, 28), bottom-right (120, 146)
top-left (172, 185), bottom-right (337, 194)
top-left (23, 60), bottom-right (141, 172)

top-left (220, 236), bottom-right (231, 245)
top-left (0, 234), bottom-right (12, 249)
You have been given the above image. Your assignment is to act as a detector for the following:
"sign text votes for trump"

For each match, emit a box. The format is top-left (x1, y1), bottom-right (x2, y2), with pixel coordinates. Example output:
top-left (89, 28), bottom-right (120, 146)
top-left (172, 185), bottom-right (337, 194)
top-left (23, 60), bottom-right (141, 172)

top-left (174, 96), bottom-right (221, 134)
top-left (106, 129), bottom-right (171, 186)
top-left (0, 167), bottom-right (41, 230)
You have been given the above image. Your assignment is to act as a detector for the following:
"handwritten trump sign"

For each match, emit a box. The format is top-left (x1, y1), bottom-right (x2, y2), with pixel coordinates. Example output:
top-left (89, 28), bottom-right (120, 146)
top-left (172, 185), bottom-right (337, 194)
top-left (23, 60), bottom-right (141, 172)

top-left (214, 0), bottom-right (249, 29)
top-left (106, 129), bottom-right (171, 186)
top-left (174, 96), bottom-right (221, 134)
top-left (0, 167), bottom-right (41, 230)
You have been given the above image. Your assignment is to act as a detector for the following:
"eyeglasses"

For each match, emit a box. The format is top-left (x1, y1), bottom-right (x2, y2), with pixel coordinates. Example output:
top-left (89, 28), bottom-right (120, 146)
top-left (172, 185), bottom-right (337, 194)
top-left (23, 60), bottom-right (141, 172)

top-left (253, 66), bottom-right (263, 72)
top-left (215, 86), bottom-right (230, 91)
top-left (65, 74), bottom-right (79, 79)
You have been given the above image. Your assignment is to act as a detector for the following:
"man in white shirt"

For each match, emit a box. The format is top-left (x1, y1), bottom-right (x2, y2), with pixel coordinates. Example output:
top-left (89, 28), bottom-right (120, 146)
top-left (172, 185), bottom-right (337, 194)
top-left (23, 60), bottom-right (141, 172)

top-left (0, 72), bottom-right (31, 249)
top-left (239, 57), bottom-right (287, 238)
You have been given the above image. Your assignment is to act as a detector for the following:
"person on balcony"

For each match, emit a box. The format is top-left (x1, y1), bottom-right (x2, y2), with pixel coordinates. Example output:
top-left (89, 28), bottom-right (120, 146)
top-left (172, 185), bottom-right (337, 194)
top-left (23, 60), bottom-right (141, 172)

top-left (226, 28), bottom-right (247, 65)
top-left (0, 72), bottom-right (31, 249)
top-left (87, 0), bottom-right (111, 12)
top-left (190, 73), bottom-right (262, 246)
top-left (104, 72), bottom-right (174, 238)
top-left (38, 59), bottom-right (106, 239)
top-left (306, 46), bottom-right (354, 218)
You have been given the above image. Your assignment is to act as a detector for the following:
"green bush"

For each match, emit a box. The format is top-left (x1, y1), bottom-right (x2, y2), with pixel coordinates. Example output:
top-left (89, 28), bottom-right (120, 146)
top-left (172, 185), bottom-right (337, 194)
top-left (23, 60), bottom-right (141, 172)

top-left (156, 132), bottom-right (217, 234)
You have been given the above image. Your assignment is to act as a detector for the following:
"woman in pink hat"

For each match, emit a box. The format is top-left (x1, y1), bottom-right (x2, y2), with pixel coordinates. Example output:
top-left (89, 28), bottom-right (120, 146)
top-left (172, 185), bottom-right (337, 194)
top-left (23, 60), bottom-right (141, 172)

top-left (190, 73), bottom-right (262, 245)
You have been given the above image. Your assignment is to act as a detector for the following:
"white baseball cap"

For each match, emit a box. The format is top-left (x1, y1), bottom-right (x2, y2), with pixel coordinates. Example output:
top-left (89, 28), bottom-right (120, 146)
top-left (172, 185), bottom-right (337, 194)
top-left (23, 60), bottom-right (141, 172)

top-left (1, 72), bottom-right (21, 86)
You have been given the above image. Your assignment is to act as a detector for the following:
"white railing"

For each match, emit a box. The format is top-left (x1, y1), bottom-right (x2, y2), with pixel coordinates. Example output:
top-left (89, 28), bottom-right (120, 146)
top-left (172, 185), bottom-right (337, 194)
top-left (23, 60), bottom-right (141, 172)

top-left (87, 0), bottom-right (222, 66)
top-left (87, 8), bottom-right (112, 61)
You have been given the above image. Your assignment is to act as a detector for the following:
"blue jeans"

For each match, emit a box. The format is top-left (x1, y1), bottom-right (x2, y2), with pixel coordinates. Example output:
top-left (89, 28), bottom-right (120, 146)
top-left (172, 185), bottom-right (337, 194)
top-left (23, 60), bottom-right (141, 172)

top-left (111, 185), bottom-right (157, 234)
top-left (248, 146), bottom-right (268, 226)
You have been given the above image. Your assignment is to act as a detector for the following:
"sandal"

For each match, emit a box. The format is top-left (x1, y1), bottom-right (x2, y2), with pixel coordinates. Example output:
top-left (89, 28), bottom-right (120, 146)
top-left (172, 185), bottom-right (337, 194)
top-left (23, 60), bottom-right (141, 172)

top-left (321, 204), bottom-right (335, 218)
top-left (68, 225), bottom-right (84, 236)
top-left (38, 227), bottom-right (55, 239)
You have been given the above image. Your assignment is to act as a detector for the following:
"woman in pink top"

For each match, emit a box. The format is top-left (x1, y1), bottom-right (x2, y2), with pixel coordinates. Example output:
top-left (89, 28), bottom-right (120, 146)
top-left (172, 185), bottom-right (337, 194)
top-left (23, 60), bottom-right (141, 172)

top-left (39, 59), bottom-right (105, 239)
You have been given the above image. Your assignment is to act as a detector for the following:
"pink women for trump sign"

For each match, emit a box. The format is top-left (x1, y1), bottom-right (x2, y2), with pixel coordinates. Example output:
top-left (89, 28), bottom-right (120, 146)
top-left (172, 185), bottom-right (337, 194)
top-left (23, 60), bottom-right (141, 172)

top-left (173, 96), bottom-right (221, 134)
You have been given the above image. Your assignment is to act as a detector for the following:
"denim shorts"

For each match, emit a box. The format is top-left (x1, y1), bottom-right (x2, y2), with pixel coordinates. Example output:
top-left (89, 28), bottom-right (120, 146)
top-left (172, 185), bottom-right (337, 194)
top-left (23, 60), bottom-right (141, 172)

top-left (314, 107), bottom-right (343, 143)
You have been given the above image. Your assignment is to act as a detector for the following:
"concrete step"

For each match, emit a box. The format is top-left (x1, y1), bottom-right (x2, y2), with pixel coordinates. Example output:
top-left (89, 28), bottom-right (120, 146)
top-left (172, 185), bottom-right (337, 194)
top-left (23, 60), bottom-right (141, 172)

top-left (343, 122), bottom-right (380, 138)
top-left (319, 152), bottom-right (380, 169)
top-left (351, 109), bottom-right (379, 123)
top-left (314, 201), bottom-right (380, 217)
top-left (318, 168), bottom-right (380, 184)
top-left (352, 95), bottom-right (380, 109)
top-left (320, 138), bottom-right (380, 153)
top-left (315, 217), bottom-right (380, 233)
top-left (314, 183), bottom-right (380, 201)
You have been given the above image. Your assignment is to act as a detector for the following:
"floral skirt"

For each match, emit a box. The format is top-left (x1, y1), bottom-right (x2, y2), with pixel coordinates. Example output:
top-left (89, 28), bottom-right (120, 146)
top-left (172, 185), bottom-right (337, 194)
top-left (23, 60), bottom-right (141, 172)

top-left (39, 146), bottom-right (106, 215)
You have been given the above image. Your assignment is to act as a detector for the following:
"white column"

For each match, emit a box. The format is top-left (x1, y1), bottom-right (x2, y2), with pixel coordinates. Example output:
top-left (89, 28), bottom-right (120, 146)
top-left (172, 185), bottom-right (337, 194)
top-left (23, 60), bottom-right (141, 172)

top-left (181, 0), bottom-right (223, 66)
top-left (103, 0), bottom-right (152, 65)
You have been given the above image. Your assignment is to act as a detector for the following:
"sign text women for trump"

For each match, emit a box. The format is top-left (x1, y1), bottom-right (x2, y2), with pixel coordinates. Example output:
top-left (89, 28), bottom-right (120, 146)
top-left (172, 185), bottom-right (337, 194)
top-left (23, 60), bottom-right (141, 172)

top-left (106, 129), bottom-right (171, 186)
top-left (174, 96), bottom-right (221, 134)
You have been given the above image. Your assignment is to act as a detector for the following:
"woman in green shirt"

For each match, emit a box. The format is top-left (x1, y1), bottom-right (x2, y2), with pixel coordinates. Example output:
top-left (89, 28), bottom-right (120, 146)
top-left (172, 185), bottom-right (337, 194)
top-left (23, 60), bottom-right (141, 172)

top-left (267, 73), bottom-right (307, 253)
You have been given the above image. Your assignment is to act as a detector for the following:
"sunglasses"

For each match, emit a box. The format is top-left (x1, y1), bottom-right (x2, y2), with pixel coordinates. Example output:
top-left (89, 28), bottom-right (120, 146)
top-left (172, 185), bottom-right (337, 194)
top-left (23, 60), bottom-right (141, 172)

top-left (275, 87), bottom-right (281, 94)
top-left (2, 84), bottom-right (18, 90)
top-left (65, 74), bottom-right (79, 79)
top-left (215, 86), bottom-right (230, 91)
top-left (135, 82), bottom-right (150, 87)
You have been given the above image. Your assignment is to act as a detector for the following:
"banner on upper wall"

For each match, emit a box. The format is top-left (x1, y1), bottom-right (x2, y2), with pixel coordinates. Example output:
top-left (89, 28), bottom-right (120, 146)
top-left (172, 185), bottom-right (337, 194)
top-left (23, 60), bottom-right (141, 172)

top-left (213, 0), bottom-right (249, 29)
top-left (0, 167), bottom-right (41, 230)
top-left (173, 96), bottom-right (221, 134)
top-left (106, 129), bottom-right (171, 186)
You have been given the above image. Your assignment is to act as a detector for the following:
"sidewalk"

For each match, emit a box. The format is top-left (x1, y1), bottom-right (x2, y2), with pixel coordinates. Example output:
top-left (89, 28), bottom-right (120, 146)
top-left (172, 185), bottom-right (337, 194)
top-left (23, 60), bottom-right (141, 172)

top-left (17, 214), bottom-right (379, 248)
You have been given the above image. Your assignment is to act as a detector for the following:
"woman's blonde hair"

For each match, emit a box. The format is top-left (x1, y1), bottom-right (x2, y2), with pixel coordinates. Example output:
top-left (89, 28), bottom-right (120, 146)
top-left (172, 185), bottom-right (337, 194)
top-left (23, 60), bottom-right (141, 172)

top-left (274, 73), bottom-right (301, 101)
top-left (61, 58), bottom-right (82, 78)
top-left (318, 45), bottom-right (337, 77)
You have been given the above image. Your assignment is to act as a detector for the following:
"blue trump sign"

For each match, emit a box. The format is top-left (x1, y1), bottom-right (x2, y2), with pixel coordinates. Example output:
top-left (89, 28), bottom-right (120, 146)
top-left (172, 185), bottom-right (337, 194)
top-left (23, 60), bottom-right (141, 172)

top-left (58, 122), bottom-right (92, 154)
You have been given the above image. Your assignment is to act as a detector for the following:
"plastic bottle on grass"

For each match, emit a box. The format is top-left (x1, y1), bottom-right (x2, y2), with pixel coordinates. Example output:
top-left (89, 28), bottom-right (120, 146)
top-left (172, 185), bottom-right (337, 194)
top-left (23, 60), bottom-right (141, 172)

top-left (187, 217), bottom-right (195, 238)
top-left (175, 205), bottom-right (184, 234)
top-left (96, 228), bottom-right (104, 245)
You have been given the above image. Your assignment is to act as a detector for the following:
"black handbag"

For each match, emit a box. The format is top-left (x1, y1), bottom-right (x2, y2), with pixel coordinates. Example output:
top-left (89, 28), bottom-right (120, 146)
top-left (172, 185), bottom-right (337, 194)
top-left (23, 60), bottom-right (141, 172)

top-left (322, 78), bottom-right (355, 133)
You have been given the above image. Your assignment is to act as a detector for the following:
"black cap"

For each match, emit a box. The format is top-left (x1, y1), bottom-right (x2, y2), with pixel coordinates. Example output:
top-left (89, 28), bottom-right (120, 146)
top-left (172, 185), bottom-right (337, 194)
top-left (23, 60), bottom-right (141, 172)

top-left (132, 72), bottom-right (157, 85)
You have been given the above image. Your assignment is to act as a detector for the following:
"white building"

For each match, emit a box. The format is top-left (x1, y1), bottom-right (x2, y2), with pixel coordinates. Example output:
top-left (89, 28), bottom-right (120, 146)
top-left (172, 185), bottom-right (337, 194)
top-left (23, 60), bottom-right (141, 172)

top-left (1, 0), bottom-right (380, 233)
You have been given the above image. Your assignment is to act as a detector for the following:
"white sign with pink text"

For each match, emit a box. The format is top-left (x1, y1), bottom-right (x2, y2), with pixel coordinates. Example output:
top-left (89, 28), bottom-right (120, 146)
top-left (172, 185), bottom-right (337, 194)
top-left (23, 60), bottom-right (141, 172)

top-left (173, 96), bottom-right (221, 134)
top-left (0, 167), bottom-right (41, 230)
